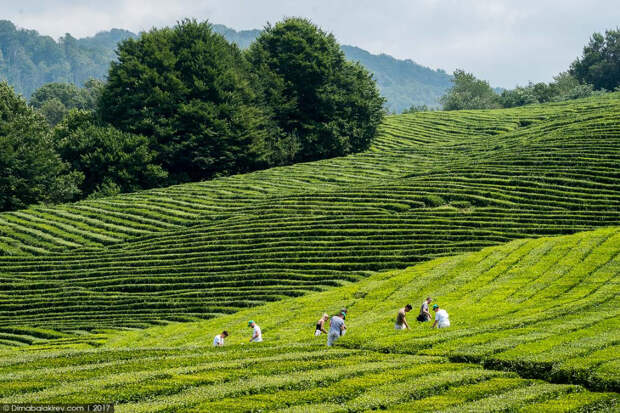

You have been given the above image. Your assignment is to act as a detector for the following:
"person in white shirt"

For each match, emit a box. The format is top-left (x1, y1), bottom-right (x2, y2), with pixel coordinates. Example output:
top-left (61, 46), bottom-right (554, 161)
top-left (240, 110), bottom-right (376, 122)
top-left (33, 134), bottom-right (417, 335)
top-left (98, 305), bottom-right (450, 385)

top-left (431, 304), bottom-right (450, 328)
top-left (327, 311), bottom-right (347, 346)
top-left (248, 320), bottom-right (263, 342)
top-left (213, 330), bottom-right (228, 347)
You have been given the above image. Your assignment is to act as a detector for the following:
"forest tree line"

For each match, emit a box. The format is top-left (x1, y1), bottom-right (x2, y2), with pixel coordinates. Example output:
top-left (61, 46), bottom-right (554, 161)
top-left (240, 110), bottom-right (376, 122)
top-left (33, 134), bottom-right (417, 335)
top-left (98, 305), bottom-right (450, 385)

top-left (0, 19), bottom-right (451, 113)
top-left (424, 28), bottom-right (619, 113)
top-left (1, 22), bottom-right (617, 212)
top-left (0, 18), bottom-right (384, 211)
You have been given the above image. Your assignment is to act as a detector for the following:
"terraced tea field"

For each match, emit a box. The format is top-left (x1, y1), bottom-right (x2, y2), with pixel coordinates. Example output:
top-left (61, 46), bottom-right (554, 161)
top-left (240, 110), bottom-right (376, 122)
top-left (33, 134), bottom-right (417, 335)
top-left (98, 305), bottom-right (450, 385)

top-left (1, 228), bottom-right (617, 411)
top-left (0, 94), bottom-right (619, 341)
top-left (107, 227), bottom-right (620, 391)
top-left (0, 345), bottom-right (616, 412)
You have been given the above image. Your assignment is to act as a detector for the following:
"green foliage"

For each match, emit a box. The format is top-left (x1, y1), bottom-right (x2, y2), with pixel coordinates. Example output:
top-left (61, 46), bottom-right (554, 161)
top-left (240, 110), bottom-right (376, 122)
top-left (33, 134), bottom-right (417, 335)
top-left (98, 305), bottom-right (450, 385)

top-left (499, 72), bottom-right (604, 108)
top-left (107, 227), bottom-right (619, 392)
top-left (0, 341), bottom-right (613, 411)
top-left (247, 18), bottom-right (385, 163)
top-left (30, 83), bottom-right (83, 110)
top-left (35, 98), bottom-right (67, 126)
top-left (497, 30), bottom-right (618, 109)
top-left (29, 80), bottom-right (103, 126)
top-left (499, 87), bottom-right (538, 108)
top-left (0, 18), bottom-right (455, 114)
top-left (0, 230), bottom-right (614, 410)
top-left (440, 69), bottom-right (501, 110)
top-left (0, 96), bottom-right (617, 411)
top-left (402, 104), bottom-right (433, 113)
top-left (99, 19), bottom-right (268, 184)
top-left (0, 94), bottom-right (618, 328)
top-left (550, 71), bottom-right (580, 96)
top-left (0, 82), bottom-right (82, 212)
top-left (30, 79), bottom-right (103, 126)
top-left (52, 110), bottom-right (168, 197)
top-left (570, 28), bottom-right (620, 91)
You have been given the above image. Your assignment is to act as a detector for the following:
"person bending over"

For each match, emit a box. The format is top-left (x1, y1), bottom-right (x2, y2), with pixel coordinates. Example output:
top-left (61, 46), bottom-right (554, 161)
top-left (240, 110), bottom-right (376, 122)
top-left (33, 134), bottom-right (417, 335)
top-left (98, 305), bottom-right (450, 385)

top-left (248, 320), bottom-right (263, 342)
top-left (327, 311), bottom-right (347, 346)
top-left (213, 330), bottom-right (228, 347)
top-left (431, 304), bottom-right (450, 328)
top-left (395, 304), bottom-right (412, 330)
top-left (417, 297), bottom-right (433, 322)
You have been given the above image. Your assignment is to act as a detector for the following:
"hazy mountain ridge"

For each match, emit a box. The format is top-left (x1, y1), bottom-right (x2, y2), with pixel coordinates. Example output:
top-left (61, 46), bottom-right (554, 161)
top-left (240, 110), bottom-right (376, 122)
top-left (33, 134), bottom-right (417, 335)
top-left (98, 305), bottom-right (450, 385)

top-left (341, 45), bottom-right (451, 110)
top-left (0, 20), bottom-right (451, 111)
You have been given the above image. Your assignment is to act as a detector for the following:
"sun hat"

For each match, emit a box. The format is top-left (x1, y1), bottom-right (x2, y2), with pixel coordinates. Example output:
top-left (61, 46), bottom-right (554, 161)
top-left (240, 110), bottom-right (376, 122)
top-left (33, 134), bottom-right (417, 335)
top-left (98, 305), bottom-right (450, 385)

top-left (432, 304), bottom-right (439, 310)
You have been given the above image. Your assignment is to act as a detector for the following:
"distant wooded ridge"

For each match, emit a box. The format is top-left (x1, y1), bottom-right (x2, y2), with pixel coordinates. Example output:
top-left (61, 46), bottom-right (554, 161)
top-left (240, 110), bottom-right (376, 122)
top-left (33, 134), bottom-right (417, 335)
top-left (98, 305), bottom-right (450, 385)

top-left (0, 20), bottom-right (452, 112)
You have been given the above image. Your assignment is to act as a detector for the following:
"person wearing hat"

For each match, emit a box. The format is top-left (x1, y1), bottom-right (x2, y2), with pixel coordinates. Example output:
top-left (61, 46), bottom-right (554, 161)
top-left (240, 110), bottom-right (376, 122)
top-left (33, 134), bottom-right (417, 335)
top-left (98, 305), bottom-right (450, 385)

top-left (395, 304), bottom-right (413, 330)
top-left (327, 310), bottom-right (347, 346)
top-left (431, 304), bottom-right (450, 328)
top-left (248, 320), bottom-right (263, 342)
top-left (213, 330), bottom-right (228, 347)
top-left (417, 297), bottom-right (432, 322)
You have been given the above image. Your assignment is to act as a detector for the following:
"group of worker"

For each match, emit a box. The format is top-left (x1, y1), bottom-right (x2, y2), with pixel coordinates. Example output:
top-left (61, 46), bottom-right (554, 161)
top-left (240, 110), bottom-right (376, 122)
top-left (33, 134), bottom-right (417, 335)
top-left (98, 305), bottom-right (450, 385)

top-left (395, 296), bottom-right (450, 330)
top-left (213, 298), bottom-right (449, 347)
top-left (213, 319), bottom-right (262, 347)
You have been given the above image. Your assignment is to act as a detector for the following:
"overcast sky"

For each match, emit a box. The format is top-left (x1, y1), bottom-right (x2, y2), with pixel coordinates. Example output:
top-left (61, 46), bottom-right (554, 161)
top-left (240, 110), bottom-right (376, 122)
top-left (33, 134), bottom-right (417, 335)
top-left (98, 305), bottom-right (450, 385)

top-left (2, 0), bottom-right (618, 88)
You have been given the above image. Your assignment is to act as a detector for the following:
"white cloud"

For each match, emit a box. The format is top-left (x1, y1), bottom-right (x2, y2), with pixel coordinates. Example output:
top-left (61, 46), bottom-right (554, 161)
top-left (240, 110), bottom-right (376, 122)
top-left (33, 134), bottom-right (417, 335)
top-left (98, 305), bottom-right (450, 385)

top-left (1, 0), bottom-right (618, 88)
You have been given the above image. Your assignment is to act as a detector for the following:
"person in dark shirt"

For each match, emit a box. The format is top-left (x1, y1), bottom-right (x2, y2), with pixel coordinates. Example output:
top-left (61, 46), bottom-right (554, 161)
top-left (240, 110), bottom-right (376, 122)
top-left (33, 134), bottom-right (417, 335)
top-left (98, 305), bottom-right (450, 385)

top-left (417, 297), bottom-right (433, 322)
top-left (315, 313), bottom-right (329, 336)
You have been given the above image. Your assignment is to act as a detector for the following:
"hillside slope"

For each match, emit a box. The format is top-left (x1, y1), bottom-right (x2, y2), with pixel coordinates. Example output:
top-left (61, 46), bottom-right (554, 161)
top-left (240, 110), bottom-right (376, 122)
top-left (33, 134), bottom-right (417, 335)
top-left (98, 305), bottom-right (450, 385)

top-left (0, 94), bottom-right (618, 335)
top-left (106, 227), bottom-right (619, 392)
top-left (1, 228), bottom-right (617, 411)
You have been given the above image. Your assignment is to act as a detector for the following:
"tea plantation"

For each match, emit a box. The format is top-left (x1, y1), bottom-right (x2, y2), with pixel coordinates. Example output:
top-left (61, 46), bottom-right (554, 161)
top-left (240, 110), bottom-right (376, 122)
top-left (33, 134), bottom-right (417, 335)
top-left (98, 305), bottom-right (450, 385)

top-left (0, 94), bottom-right (619, 340)
top-left (0, 228), bottom-right (617, 411)
top-left (0, 94), bottom-right (618, 411)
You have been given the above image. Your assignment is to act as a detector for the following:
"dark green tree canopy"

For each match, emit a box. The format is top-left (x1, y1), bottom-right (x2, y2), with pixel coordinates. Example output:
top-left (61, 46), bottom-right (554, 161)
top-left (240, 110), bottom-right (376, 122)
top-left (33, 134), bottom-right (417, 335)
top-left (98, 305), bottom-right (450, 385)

top-left (0, 82), bottom-right (82, 211)
top-left (30, 80), bottom-right (103, 111)
top-left (98, 19), bottom-right (267, 183)
top-left (247, 18), bottom-right (384, 163)
top-left (570, 28), bottom-right (619, 91)
top-left (440, 69), bottom-right (501, 110)
top-left (29, 80), bottom-right (103, 125)
top-left (53, 110), bottom-right (168, 197)
top-left (30, 83), bottom-right (83, 110)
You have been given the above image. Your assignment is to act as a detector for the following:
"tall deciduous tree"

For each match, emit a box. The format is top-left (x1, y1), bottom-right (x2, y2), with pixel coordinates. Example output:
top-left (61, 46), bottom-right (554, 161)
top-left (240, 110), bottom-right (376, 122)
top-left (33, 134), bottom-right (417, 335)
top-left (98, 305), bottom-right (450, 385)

top-left (440, 69), bottom-right (501, 110)
top-left (570, 28), bottom-right (619, 91)
top-left (53, 110), bottom-right (168, 197)
top-left (0, 82), bottom-right (82, 211)
top-left (30, 80), bottom-right (103, 125)
top-left (247, 18), bottom-right (384, 163)
top-left (98, 19), bottom-right (267, 183)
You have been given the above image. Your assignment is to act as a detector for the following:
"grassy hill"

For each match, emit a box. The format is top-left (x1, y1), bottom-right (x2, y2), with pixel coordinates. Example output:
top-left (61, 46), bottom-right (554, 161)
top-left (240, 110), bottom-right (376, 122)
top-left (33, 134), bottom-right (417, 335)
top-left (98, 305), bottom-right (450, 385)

top-left (0, 94), bottom-right (619, 338)
top-left (0, 228), bottom-right (617, 411)
top-left (101, 227), bottom-right (619, 393)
